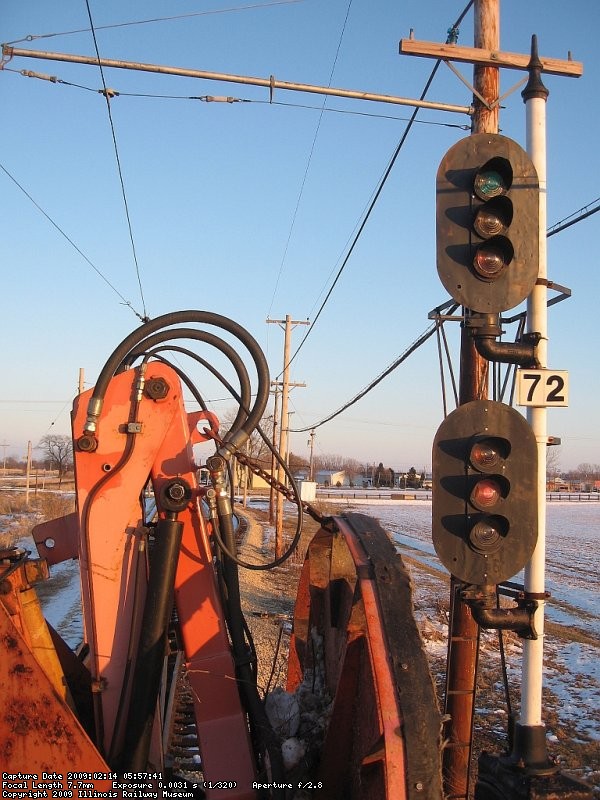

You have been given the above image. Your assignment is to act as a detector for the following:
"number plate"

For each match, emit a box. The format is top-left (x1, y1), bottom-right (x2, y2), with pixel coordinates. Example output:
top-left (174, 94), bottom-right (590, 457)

top-left (517, 369), bottom-right (569, 407)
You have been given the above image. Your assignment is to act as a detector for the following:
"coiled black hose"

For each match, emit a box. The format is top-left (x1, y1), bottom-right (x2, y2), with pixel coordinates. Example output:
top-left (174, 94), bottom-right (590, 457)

top-left (122, 329), bottom-right (253, 437)
top-left (83, 310), bottom-right (270, 453)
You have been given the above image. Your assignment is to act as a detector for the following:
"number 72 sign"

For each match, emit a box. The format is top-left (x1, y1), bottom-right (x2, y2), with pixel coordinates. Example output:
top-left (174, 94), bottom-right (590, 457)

top-left (517, 369), bottom-right (569, 407)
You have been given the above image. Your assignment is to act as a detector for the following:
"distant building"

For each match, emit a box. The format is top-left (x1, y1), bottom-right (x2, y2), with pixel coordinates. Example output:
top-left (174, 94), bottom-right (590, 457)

top-left (293, 468), bottom-right (311, 482)
top-left (546, 477), bottom-right (570, 492)
top-left (316, 469), bottom-right (346, 487)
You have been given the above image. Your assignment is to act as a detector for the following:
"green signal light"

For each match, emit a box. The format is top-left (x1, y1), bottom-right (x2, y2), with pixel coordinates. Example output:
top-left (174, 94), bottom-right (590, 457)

top-left (473, 156), bottom-right (513, 201)
top-left (474, 169), bottom-right (506, 199)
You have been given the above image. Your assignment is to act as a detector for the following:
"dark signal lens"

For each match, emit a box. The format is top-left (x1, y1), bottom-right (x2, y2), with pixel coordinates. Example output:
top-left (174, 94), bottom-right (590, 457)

top-left (470, 441), bottom-right (501, 470)
top-left (473, 245), bottom-right (507, 279)
top-left (469, 436), bottom-right (510, 472)
top-left (469, 518), bottom-right (505, 553)
top-left (474, 208), bottom-right (506, 238)
top-left (473, 196), bottom-right (513, 239)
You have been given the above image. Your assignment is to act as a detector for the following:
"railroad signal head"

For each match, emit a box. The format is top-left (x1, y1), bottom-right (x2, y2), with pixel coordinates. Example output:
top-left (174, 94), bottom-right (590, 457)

top-left (436, 133), bottom-right (539, 313)
top-left (432, 400), bottom-right (537, 585)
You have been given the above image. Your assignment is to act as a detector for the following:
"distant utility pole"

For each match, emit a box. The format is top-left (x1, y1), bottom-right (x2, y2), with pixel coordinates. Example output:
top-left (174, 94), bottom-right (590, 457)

top-left (286, 412), bottom-right (295, 466)
top-left (266, 315), bottom-right (309, 558)
top-left (0, 442), bottom-right (9, 476)
top-left (268, 387), bottom-right (280, 525)
top-left (308, 429), bottom-right (315, 481)
top-left (78, 367), bottom-right (85, 394)
top-left (25, 440), bottom-right (32, 507)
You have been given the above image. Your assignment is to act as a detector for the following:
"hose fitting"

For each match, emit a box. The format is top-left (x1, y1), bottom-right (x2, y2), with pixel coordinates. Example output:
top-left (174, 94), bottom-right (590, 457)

top-left (83, 397), bottom-right (104, 434)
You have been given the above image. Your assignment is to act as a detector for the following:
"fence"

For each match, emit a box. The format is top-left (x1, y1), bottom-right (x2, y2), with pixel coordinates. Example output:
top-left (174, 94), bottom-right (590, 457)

top-left (546, 493), bottom-right (599, 502)
top-left (316, 490), bottom-right (599, 502)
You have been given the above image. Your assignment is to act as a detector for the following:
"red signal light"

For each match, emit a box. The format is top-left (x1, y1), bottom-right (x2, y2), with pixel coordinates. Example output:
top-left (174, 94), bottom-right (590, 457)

top-left (470, 478), bottom-right (503, 510)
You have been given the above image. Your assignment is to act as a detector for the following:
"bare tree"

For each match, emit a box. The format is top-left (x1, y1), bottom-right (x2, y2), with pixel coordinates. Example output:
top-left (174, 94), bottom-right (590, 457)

top-left (313, 453), bottom-right (347, 471)
top-left (288, 452), bottom-right (309, 472)
top-left (565, 462), bottom-right (600, 482)
top-left (37, 434), bottom-right (73, 487)
top-left (545, 445), bottom-right (561, 478)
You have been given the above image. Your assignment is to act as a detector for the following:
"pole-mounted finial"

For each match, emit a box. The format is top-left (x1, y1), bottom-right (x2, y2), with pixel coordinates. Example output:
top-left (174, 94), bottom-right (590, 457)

top-left (522, 34), bottom-right (549, 102)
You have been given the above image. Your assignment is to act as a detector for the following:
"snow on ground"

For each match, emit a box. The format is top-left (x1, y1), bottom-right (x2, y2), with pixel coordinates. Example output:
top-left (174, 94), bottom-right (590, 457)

top-left (324, 498), bottom-right (600, 789)
top-left (3, 497), bottom-right (598, 790)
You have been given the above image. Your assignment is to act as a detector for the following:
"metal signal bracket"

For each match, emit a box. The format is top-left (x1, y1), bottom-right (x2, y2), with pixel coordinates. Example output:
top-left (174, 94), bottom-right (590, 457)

top-left (460, 583), bottom-right (538, 640)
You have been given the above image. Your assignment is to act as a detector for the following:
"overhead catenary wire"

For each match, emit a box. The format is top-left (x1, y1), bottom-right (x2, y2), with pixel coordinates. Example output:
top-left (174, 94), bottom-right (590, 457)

top-left (0, 161), bottom-right (146, 321)
top-left (5, 1), bottom-right (305, 44)
top-left (289, 313), bottom-right (457, 433)
top-left (547, 197), bottom-right (600, 237)
top-left (279, 0), bottom-right (475, 377)
top-left (266, 0), bottom-right (354, 318)
top-left (4, 65), bottom-right (473, 130)
top-left (84, 0), bottom-right (149, 322)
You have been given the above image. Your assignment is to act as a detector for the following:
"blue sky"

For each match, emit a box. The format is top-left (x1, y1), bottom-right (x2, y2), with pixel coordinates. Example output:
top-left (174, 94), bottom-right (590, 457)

top-left (1, 1), bottom-right (598, 474)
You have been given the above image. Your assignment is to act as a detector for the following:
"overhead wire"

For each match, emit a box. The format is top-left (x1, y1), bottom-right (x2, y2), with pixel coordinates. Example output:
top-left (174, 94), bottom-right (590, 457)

top-left (84, 0), bottom-right (149, 322)
top-left (279, 0), bottom-right (475, 377)
top-left (266, 0), bottom-right (355, 318)
top-left (256, 99), bottom-right (471, 129)
top-left (5, 1), bottom-right (305, 44)
top-left (0, 161), bottom-right (146, 321)
top-left (547, 196), bottom-right (600, 237)
top-left (289, 312), bottom-right (457, 433)
top-left (4, 65), bottom-right (472, 130)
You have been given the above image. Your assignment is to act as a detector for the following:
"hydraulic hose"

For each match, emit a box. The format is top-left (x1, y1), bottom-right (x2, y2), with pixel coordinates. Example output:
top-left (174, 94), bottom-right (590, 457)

top-left (83, 311), bottom-right (270, 450)
top-left (146, 353), bottom-right (210, 412)
top-left (123, 329), bottom-right (253, 436)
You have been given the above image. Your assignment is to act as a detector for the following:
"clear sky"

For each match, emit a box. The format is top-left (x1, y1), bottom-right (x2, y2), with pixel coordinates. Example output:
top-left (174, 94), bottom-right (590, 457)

top-left (1, 1), bottom-right (598, 474)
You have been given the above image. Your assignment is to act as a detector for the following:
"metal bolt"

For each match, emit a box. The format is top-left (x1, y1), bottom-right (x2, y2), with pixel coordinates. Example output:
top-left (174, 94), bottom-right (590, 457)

top-left (77, 433), bottom-right (98, 452)
top-left (144, 377), bottom-right (170, 401)
top-left (167, 483), bottom-right (186, 501)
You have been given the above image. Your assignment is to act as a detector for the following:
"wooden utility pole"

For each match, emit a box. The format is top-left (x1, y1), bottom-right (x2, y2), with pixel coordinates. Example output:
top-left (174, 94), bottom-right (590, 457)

top-left (308, 429), bottom-right (315, 481)
top-left (0, 442), bottom-right (9, 476)
top-left (25, 440), bottom-right (32, 506)
top-left (442, 3), bottom-right (498, 796)
top-left (402, 5), bottom-right (579, 798)
top-left (266, 316), bottom-right (308, 558)
top-left (269, 387), bottom-right (280, 525)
